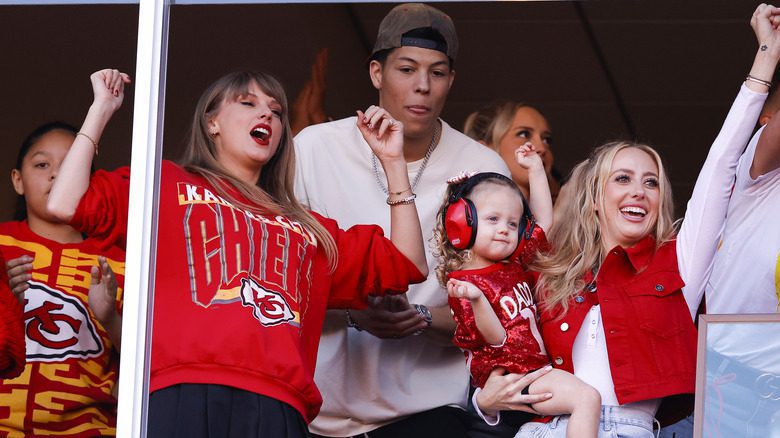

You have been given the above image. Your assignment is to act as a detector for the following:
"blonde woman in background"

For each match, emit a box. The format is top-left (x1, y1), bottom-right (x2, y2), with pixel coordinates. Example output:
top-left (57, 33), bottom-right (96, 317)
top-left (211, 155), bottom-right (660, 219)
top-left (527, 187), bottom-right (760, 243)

top-left (464, 101), bottom-right (560, 203)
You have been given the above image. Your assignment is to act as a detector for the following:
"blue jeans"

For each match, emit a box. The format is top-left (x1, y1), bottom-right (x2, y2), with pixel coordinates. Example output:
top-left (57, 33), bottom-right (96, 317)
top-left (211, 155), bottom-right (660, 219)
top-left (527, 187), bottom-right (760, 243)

top-left (657, 414), bottom-right (693, 438)
top-left (515, 405), bottom-right (656, 438)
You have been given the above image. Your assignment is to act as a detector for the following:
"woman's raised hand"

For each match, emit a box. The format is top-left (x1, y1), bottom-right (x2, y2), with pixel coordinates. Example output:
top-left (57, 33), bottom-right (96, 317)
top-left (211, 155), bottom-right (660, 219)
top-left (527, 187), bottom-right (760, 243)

top-left (355, 105), bottom-right (427, 276)
top-left (90, 69), bottom-right (131, 114)
top-left (747, 4), bottom-right (780, 92)
top-left (356, 105), bottom-right (404, 164)
top-left (752, 4), bottom-right (780, 48)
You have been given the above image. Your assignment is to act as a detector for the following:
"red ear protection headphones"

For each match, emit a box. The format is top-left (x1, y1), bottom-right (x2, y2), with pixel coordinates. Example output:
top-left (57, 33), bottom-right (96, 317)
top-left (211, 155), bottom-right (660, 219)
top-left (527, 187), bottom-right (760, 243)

top-left (443, 172), bottom-right (534, 251)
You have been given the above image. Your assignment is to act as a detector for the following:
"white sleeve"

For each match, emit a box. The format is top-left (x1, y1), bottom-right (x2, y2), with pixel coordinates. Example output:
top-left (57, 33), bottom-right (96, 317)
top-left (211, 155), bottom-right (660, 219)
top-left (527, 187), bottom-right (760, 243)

top-left (471, 388), bottom-right (502, 426)
top-left (677, 84), bottom-right (768, 318)
top-left (293, 130), bottom-right (316, 210)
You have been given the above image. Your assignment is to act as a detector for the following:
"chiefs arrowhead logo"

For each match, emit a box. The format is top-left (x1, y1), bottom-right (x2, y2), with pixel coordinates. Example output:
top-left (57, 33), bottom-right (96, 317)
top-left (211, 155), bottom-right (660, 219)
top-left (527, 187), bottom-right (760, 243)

top-left (239, 278), bottom-right (296, 327)
top-left (22, 280), bottom-right (103, 361)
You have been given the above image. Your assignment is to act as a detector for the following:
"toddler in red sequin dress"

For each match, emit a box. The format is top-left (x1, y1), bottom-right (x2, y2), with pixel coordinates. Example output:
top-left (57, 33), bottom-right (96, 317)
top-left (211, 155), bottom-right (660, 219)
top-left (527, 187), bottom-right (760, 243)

top-left (434, 144), bottom-right (600, 438)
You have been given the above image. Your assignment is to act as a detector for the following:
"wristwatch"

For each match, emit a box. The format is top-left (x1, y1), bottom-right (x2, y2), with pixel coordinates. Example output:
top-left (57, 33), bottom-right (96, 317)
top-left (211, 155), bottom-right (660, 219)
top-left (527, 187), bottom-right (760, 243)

top-left (413, 304), bottom-right (432, 335)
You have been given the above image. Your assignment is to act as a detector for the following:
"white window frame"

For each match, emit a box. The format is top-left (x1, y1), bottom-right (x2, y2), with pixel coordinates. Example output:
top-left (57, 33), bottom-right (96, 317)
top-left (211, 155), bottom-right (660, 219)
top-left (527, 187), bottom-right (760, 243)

top-left (116, 1), bottom-right (168, 436)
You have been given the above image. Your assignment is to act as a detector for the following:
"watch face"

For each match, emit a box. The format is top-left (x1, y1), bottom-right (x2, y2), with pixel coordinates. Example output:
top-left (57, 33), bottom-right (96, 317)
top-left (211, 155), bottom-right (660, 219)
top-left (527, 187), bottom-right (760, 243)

top-left (415, 304), bottom-right (433, 324)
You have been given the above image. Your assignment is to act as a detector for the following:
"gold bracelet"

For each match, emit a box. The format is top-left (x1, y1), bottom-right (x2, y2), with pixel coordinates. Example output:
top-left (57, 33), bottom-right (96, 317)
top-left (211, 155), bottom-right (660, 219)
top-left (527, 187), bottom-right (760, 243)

top-left (746, 74), bottom-right (772, 89)
top-left (386, 193), bottom-right (417, 206)
top-left (76, 132), bottom-right (99, 156)
top-left (388, 186), bottom-right (412, 196)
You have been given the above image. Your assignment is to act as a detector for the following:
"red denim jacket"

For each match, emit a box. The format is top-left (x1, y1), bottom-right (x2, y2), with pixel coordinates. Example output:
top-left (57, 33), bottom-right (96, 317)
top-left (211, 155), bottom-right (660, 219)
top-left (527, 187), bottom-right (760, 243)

top-left (539, 237), bottom-right (697, 404)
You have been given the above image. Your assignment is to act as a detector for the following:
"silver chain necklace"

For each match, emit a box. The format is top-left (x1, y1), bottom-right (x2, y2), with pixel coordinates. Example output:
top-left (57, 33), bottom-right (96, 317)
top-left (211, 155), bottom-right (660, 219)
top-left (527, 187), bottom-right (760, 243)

top-left (371, 122), bottom-right (440, 195)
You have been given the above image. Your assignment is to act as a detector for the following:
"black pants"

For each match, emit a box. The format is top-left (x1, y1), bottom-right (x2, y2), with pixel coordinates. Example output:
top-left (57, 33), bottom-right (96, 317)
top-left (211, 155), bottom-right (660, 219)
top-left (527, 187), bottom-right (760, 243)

top-left (466, 410), bottom-right (534, 438)
top-left (310, 403), bottom-right (533, 438)
top-left (148, 383), bottom-right (309, 438)
top-left (465, 384), bottom-right (534, 438)
top-left (310, 406), bottom-right (470, 438)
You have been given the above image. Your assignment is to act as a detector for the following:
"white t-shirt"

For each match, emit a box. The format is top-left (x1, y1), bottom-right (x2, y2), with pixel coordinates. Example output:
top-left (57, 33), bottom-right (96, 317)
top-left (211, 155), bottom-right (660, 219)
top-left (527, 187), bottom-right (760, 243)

top-left (707, 125), bottom-right (780, 314)
top-left (294, 117), bottom-right (510, 436)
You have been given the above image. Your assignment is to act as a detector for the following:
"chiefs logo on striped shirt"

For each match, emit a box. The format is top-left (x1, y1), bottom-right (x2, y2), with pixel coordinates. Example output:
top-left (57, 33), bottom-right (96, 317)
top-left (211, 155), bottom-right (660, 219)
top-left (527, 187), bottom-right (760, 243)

top-left (22, 280), bottom-right (103, 361)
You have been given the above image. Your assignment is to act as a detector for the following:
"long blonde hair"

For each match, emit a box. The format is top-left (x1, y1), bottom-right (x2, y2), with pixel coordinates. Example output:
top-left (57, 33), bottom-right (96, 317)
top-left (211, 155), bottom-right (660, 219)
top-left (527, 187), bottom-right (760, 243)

top-left (533, 141), bottom-right (676, 312)
top-left (179, 71), bottom-right (337, 269)
top-left (463, 100), bottom-right (537, 149)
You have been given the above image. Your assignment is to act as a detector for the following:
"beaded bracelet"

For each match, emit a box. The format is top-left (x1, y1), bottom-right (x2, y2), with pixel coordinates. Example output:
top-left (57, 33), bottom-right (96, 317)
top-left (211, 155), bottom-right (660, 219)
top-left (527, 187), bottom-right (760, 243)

top-left (746, 74), bottom-right (772, 89)
top-left (386, 193), bottom-right (417, 206)
top-left (76, 132), bottom-right (99, 156)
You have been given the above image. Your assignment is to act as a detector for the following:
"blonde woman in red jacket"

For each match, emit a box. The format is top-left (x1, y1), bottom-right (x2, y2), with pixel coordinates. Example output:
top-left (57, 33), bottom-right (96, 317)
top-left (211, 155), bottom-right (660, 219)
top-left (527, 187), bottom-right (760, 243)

top-left (475, 4), bottom-right (780, 437)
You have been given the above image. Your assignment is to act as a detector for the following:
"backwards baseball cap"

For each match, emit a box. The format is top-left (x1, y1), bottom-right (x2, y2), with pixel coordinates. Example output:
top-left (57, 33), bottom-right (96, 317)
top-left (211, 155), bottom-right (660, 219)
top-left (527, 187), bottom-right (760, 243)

top-left (371, 3), bottom-right (458, 62)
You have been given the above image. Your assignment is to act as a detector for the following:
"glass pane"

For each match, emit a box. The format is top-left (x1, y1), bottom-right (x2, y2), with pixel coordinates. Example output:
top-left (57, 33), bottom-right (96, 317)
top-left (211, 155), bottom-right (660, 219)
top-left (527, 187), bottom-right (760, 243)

top-left (0, 4), bottom-right (138, 437)
top-left (702, 322), bottom-right (780, 438)
top-left (0, 4), bottom-right (138, 186)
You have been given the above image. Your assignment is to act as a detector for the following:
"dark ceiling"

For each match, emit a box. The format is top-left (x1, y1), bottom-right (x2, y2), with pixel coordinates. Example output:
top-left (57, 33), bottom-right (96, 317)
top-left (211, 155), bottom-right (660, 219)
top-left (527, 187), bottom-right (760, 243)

top-left (0, 1), bottom-right (764, 220)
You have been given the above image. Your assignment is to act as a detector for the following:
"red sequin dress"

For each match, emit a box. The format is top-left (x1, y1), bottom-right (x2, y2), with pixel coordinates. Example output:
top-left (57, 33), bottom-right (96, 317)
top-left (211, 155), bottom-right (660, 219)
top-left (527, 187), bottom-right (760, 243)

top-left (448, 227), bottom-right (550, 388)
